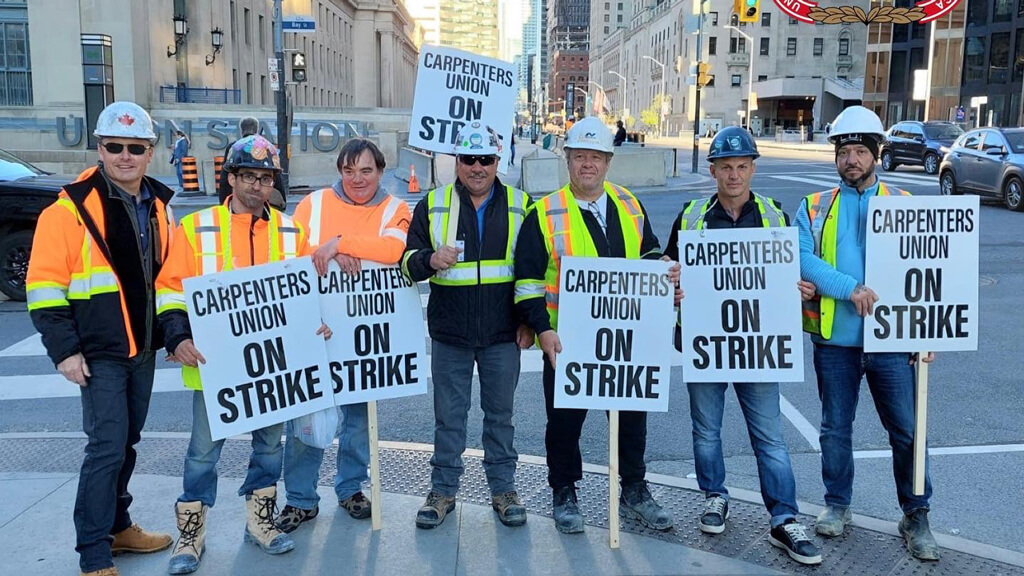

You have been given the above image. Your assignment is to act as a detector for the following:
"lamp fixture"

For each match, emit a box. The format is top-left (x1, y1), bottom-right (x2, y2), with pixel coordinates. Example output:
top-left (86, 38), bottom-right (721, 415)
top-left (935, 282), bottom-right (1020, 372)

top-left (205, 27), bottom-right (224, 65)
top-left (167, 14), bottom-right (189, 58)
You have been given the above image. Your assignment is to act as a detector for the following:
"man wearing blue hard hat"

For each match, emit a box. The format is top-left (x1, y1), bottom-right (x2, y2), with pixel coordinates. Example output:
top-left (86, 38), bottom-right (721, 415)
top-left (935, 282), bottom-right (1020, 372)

top-left (662, 126), bottom-right (822, 566)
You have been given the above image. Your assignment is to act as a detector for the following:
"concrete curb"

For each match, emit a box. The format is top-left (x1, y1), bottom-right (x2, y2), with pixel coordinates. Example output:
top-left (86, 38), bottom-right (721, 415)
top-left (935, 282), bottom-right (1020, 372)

top-left (2, 431), bottom-right (1020, 568)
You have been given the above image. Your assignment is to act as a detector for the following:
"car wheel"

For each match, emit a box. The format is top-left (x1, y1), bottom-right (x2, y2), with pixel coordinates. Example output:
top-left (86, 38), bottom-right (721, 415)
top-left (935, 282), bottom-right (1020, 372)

top-left (881, 151), bottom-right (896, 171)
top-left (924, 153), bottom-right (939, 175)
top-left (940, 171), bottom-right (959, 196)
top-left (1004, 176), bottom-right (1024, 212)
top-left (0, 229), bottom-right (32, 302)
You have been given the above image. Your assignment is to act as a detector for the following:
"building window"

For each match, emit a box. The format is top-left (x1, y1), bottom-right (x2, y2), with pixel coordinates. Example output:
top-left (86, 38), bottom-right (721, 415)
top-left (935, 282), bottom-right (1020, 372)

top-left (761, 12), bottom-right (771, 26)
top-left (260, 74), bottom-right (267, 104)
top-left (1015, 28), bottom-right (1024, 81)
top-left (0, 20), bottom-right (32, 106)
top-left (618, 14), bottom-right (623, 22)
top-left (81, 34), bottom-right (112, 146)
top-left (760, 37), bottom-right (769, 56)
top-left (730, 37), bottom-right (745, 53)
top-left (993, 0), bottom-right (1012, 22)
top-left (964, 36), bottom-right (986, 82)
top-left (708, 36), bottom-right (717, 55)
top-left (230, 1), bottom-right (236, 39)
top-left (243, 8), bottom-right (251, 45)
top-left (967, 0), bottom-right (987, 27)
top-left (246, 72), bottom-right (253, 104)
top-left (839, 37), bottom-right (850, 56)
top-left (787, 38), bottom-right (797, 56)
top-left (758, 74), bottom-right (768, 81)
top-left (789, 17), bottom-right (797, 24)
top-left (814, 38), bottom-right (823, 56)
top-left (258, 15), bottom-right (265, 49)
top-left (990, 32), bottom-right (1010, 83)
top-left (710, 12), bottom-right (718, 25)
top-left (731, 74), bottom-right (742, 86)
top-left (604, 25), bottom-right (609, 34)
top-left (604, 14), bottom-right (609, 22)
top-left (706, 75), bottom-right (715, 86)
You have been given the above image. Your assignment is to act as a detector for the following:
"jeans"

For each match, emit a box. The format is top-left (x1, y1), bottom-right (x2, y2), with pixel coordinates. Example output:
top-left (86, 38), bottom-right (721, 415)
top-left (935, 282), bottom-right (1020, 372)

top-left (75, 352), bottom-right (156, 573)
top-left (542, 358), bottom-right (647, 490)
top-left (688, 382), bottom-right (799, 528)
top-left (179, 391), bottom-right (284, 507)
top-left (813, 344), bottom-right (931, 513)
top-left (429, 340), bottom-right (521, 497)
top-left (283, 403), bottom-right (369, 509)
top-left (175, 160), bottom-right (183, 188)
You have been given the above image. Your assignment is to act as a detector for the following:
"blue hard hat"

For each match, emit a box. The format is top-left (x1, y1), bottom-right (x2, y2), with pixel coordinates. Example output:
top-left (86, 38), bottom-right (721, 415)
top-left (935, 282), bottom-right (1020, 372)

top-left (707, 126), bottom-right (760, 161)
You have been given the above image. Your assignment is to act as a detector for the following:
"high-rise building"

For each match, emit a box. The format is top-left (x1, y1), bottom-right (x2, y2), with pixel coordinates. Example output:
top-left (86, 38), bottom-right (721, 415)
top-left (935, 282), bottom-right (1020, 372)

top-left (499, 0), bottom-right (525, 62)
top-left (521, 0), bottom-right (548, 111)
top-left (439, 0), bottom-right (500, 58)
top-left (547, 0), bottom-right (589, 114)
top-left (590, 0), bottom-right (631, 47)
top-left (405, 0), bottom-right (441, 47)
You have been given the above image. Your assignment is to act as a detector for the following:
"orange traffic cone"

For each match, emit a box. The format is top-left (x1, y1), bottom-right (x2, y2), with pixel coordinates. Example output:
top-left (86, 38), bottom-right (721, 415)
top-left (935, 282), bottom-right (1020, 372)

top-left (408, 165), bottom-right (421, 194)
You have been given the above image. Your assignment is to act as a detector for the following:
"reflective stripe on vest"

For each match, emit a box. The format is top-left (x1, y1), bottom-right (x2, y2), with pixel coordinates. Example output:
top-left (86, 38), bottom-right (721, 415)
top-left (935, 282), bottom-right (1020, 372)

top-left (801, 182), bottom-right (907, 339)
top-left (178, 205), bottom-right (301, 390)
top-left (679, 193), bottom-right (786, 231)
top-left (536, 182), bottom-right (643, 330)
top-left (426, 184), bottom-right (527, 286)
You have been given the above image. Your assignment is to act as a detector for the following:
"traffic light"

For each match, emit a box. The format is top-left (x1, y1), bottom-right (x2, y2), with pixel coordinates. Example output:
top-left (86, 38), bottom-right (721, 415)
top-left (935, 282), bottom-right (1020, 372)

top-left (739, 0), bottom-right (760, 22)
top-left (697, 62), bottom-right (712, 87)
top-left (291, 52), bottom-right (307, 83)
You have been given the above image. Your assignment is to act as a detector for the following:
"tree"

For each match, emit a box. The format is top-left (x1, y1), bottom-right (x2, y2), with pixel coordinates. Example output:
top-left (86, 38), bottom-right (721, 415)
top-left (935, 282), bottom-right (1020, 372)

top-left (640, 94), bottom-right (667, 131)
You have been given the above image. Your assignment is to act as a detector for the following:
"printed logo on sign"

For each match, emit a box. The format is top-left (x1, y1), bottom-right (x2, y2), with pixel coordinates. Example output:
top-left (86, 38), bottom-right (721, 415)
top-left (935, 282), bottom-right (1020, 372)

top-left (775, 0), bottom-right (963, 24)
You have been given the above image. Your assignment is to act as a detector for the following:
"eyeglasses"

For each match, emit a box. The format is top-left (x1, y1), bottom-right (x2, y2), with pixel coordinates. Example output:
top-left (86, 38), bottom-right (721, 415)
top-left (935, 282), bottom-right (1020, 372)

top-left (100, 142), bottom-right (151, 156)
top-left (457, 155), bottom-right (498, 167)
top-left (237, 173), bottom-right (276, 186)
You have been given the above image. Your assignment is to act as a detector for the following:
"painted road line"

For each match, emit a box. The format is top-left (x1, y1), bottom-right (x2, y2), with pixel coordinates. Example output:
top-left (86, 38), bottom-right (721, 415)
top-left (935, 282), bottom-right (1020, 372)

top-left (766, 174), bottom-right (843, 188)
top-left (779, 393), bottom-right (821, 452)
top-left (0, 333), bottom-right (43, 357)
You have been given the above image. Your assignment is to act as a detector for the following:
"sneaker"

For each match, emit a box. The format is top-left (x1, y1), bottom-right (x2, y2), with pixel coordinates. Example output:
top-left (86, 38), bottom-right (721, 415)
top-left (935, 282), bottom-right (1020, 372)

top-left (416, 491), bottom-right (456, 529)
top-left (815, 505), bottom-right (852, 537)
top-left (491, 491), bottom-right (527, 527)
top-left (769, 519), bottom-right (823, 565)
top-left (339, 492), bottom-right (372, 520)
top-left (620, 481), bottom-right (673, 531)
top-left (898, 508), bottom-right (941, 561)
top-left (275, 504), bottom-right (319, 534)
top-left (699, 496), bottom-right (729, 534)
top-left (552, 485), bottom-right (584, 534)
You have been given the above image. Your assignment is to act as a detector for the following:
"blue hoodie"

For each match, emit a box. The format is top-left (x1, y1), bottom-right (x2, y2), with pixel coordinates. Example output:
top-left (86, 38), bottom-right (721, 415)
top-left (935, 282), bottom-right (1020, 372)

top-left (796, 179), bottom-right (883, 348)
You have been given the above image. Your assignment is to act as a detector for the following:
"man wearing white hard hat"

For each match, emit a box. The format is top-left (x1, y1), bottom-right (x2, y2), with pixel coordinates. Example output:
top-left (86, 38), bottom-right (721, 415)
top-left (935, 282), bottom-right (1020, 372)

top-left (26, 101), bottom-right (175, 576)
top-left (796, 105), bottom-right (939, 561)
top-left (403, 122), bottom-right (533, 529)
top-left (514, 116), bottom-right (679, 534)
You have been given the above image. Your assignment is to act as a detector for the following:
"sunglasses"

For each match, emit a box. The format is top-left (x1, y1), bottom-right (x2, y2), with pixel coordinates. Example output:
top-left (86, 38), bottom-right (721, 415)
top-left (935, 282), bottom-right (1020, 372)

top-left (457, 155), bottom-right (498, 167)
top-left (101, 142), bottom-right (151, 156)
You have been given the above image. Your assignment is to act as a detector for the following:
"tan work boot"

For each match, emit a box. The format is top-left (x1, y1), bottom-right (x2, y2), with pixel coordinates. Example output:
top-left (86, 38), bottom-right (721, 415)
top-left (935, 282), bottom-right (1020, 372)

top-left (81, 568), bottom-right (119, 576)
top-left (110, 523), bottom-right (172, 555)
top-left (168, 501), bottom-right (208, 575)
top-left (243, 486), bottom-right (295, 555)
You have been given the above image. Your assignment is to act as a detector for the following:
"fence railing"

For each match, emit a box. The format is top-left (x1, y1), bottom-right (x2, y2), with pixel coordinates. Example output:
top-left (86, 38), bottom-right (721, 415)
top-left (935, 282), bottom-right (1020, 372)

top-left (159, 86), bottom-right (241, 105)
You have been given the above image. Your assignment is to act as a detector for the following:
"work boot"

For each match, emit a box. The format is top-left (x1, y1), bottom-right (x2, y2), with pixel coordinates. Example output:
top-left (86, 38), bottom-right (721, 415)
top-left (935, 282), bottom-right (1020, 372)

top-left (111, 523), bottom-right (173, 555)
top-left (275, 504), bottom-right (319, 534)
top-left (898, 508), bottom-right (941, 561)
top-left (769, 519), bottom-right (823, 565)
top-left (699, 495), bottom-right (729, 534)
top-left (552, 485), bottom-right (584, 534)
top-left (416, 490), bottom-right (456, 529)
top-left (491, 491), bottom-right (527, 527)
top-left (81, 569), bottom-right (119, 576)
top-left (815, 504), bottom-right (852, 537)
top-left (243, 487), bottom-right (294, 555)
top-left (339, 491), bottom-right (372, 520)
top-left (168, 501), bottom-right (207, 575)
top-left (620, 480), bottom-right (673, 531)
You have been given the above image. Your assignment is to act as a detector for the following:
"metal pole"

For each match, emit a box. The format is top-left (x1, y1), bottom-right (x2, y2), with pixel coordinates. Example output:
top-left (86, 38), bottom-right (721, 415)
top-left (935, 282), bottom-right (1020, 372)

top-left (273, 0), bottom-right (289, 192)
top-left (924, 21), bottom-right (935, 120)
top-left (692, 1), bottom-right (704, 174)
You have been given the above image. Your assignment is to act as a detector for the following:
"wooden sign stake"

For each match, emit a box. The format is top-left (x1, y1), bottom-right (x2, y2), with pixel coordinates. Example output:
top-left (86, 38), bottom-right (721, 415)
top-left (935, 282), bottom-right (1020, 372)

top-left (609, 410), bottom-right (620, 549)
top-left (367, 400), bottom-right (383, 530)
top-left (913, 353), bottom-right (929, 496)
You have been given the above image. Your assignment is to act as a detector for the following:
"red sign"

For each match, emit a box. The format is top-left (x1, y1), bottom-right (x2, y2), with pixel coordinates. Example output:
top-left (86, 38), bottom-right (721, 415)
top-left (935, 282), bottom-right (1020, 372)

top-left (773, 0), bottom-right (962, 24)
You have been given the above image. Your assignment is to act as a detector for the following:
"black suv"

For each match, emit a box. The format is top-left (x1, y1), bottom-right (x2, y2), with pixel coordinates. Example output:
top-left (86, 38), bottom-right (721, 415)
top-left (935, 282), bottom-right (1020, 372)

top-left (881, 121), bottom-right (964, 174)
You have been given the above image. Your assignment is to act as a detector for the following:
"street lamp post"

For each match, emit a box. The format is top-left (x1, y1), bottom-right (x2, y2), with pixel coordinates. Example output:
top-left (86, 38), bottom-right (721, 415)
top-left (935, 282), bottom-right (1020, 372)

top-left (725, 25), bottom-right (755, 132)
top-left (642, 55), bottom-right (667, 137)
top-left (609, 70), bottom-right (627, 120)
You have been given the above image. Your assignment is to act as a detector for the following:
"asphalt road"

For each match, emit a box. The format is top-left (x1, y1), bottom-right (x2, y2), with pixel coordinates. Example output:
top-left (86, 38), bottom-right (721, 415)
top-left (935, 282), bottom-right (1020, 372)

top-left (2, 146), bottom-right (1022, 553)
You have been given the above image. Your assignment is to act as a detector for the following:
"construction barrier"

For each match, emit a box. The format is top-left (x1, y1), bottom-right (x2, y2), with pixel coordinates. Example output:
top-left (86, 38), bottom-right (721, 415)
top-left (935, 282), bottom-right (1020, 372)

top-left (395, 147), bottom-right (434, 188)
top-left (606, 148), bottom-right (666, 187)
top-left (181, 156), bottom-right (200, 193)
top-left (518, 148), bottom-right (569, 195)
top-left (213, 156), bottom-right (224, 196)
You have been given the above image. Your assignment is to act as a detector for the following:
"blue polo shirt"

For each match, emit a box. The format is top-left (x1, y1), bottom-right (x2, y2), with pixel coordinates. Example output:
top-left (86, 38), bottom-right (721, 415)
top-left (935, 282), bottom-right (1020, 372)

top-left (474, 183), bottom-right (495, 244)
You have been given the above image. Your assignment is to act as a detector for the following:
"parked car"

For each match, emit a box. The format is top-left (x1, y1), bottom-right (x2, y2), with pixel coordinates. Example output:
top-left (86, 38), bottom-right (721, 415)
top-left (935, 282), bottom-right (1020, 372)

top-left (880, 121), bottom-right (964, 174)
top-left (938, 127), bottom-right (1024, 212)
top-left (0, 150), bottom-right (71, 301)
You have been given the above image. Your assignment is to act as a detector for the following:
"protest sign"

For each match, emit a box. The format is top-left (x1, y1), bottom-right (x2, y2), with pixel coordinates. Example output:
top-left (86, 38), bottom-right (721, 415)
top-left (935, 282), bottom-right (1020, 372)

top-left (864, 195), bottom-right (980, 352)
top-left (183, 257), bottom-right (334, 441)
top-left (554, 256), bottom-right (675, 412)
top-left (318, 261), bottom-right (427, 405)
top-left (679, 227), bottom-right (804, 383)
top-left (408, 45), bottom-right (518, 173)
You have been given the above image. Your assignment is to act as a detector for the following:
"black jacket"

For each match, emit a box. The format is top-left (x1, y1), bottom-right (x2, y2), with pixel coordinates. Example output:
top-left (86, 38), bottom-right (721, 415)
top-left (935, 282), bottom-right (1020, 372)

top-left (404, 179), bottom-right (531, 348)
top-left (514, 191), bottom-right (662, 335)
top-left (662, 193), bottom-right (790, 261)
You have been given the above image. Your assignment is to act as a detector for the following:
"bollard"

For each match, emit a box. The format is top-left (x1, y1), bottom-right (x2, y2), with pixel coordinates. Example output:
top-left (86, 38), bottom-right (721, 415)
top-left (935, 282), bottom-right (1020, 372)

top-left (181, 157), bottom-right (200, 193)
top-left (213, 156), bottom-right (225, 196)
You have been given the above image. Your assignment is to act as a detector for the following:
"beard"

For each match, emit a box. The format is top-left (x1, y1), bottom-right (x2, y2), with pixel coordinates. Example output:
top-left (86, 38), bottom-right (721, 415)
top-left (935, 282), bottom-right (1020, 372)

top-left (839, 162), bottom-right (876, 189)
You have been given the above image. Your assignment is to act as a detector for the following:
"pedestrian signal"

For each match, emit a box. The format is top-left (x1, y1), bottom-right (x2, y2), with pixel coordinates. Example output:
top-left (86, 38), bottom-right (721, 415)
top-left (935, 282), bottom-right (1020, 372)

top-left (291, 52), bottom-right (307, 83)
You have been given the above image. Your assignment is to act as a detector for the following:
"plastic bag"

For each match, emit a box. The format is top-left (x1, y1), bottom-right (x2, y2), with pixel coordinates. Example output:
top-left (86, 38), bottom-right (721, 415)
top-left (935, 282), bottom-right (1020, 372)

top-left (291, 406), bottom-right (339, 449)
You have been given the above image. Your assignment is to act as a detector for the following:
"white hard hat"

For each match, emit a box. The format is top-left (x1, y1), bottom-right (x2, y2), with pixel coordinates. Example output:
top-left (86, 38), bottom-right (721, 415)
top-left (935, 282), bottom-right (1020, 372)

top-left (93, 101), bottom-right (157, 143)
top-left (828, 105), bottom-right (885, 146)
top-left (454, 122), bottom-right (502, 156)
top-left (565, 117), bottom-right (614, 153)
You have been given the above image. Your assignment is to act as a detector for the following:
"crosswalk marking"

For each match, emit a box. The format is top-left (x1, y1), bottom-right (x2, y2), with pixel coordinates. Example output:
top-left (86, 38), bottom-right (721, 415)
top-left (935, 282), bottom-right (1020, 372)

top-left (767, 172), bottom-right (938, 190)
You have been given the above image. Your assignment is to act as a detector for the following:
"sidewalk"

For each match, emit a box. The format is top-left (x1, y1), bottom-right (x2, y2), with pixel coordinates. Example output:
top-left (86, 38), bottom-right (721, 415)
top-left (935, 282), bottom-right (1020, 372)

top-left (644, 134), bottom-right (834, 154)
top-left (3, 435), bottom-right (1022, 576)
